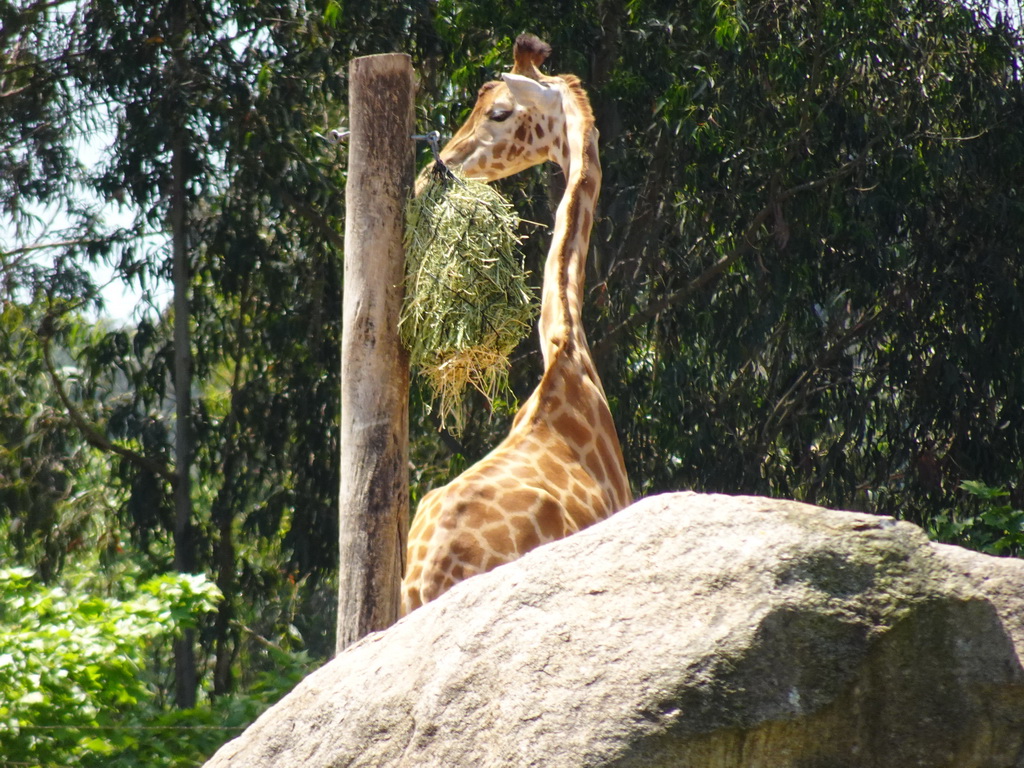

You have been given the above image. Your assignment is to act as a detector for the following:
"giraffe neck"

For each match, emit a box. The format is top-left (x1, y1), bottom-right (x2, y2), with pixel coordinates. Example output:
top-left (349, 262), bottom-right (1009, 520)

top-left (538, 86), bottom-right (601, 370)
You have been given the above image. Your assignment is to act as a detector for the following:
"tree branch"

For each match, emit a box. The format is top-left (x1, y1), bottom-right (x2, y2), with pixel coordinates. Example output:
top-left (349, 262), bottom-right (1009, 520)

top-left (41, 325), bottom-right (177, 486)
top-left (1, 237), bottom-right (113, 258)
top-left (592, 161), bottom-right (863, 358)
top-left (757, 286), bottom-right (903, 448)
top-left (272, 182), bottom-right (345, 251)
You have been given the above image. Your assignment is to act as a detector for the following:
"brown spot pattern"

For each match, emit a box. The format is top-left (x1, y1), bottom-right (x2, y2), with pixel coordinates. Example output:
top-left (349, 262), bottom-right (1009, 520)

top-left (450, 534), bottom-right (484, 565)
top-left (501, 488), bottom-right (541, 513)
top-left (509, 514), bottom-right (541, 551)
top-left (483, 524), bottom-right (513, 553)
top-left (580, 209), bottom-right (593, 237)
top-left (535, 498), bottom-right (565, 540)
top-left (553, 412), bottom-right (592, 448)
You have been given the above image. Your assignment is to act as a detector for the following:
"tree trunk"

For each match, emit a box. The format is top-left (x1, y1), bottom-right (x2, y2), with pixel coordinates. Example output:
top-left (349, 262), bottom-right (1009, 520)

top-left (336, 53), bottom-right (414, 653)
top-left (212, 492), bottom-right (235, 696)
top-left (170, 7), bottom-right (197, 708)
top-left (212, 299), bottom-right (251, 697)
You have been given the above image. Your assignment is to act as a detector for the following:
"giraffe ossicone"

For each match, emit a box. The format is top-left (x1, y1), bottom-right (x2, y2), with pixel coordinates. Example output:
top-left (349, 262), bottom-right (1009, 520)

top-left (401, 34), bottom-right (631, 615)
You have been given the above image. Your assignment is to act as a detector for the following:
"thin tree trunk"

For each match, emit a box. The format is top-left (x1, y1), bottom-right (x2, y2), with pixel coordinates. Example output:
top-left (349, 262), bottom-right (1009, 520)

top-left (170, 8), bottom-right (197, 708)
top-left (336, 53), bottom-right (414, 653)
top-left (212, 486), bottom-right (235, 696)
top-left (212, 289), bottom-right (252, 697)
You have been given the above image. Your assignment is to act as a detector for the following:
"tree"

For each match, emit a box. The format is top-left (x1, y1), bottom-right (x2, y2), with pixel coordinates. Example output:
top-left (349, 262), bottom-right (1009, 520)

top-left (0, 304), bottom-right (102, 581)
top-left (2, 0), bottom-right (445, 699)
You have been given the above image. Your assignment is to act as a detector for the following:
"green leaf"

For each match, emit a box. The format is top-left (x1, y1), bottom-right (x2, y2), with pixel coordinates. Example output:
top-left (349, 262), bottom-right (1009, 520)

top-left (960, 480), bottom-right (1010, 500)
top-left (323, 0), bottom-right (342, 28)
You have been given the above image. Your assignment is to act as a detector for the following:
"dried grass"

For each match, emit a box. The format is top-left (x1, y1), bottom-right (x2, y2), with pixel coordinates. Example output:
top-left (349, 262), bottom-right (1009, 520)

top-left (401, 170), bottom-right (538, 434)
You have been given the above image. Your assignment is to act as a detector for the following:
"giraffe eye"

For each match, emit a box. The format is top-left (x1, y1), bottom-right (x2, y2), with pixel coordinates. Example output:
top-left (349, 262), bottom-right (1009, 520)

top-left (487, 107), bottom-right (513, 123)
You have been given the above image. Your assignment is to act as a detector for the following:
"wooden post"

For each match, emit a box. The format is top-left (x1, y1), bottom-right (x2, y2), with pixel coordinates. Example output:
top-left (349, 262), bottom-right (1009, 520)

top-left (336, 53), bottom-right (414, 653)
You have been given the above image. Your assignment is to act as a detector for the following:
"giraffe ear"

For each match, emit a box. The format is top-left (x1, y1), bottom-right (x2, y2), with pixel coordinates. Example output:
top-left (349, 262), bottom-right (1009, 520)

top-left (502, 73), bottom-right (558, 110)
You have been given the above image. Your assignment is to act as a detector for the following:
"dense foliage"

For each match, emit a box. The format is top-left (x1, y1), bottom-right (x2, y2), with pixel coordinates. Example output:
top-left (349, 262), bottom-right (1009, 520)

top-left (2, 0), bottom-right (1022, 762)
top-left (0, 560), bottom-right (310, 767)
top-left (0, 566), bottom-right (219, 766)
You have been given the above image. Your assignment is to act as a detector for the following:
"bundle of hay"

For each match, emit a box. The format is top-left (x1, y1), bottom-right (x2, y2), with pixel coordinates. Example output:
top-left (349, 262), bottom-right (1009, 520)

top-left (401, 170), bottom-right (538, 434)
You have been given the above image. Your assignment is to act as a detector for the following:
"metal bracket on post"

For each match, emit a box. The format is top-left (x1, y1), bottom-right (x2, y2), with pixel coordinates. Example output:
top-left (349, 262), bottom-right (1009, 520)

top-left (412, 130), bottom-right (463, 186)
top-left (319, 127), bottom-right (462, 185)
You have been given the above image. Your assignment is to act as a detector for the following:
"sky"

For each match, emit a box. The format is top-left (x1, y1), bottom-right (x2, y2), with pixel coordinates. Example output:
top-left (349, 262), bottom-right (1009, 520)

top-left (2, 124), bottom-right (172, 325)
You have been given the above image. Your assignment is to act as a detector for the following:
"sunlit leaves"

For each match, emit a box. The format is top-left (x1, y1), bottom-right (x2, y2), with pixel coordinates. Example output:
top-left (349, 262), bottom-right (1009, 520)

top-left (0, 567), bottom-right (220, 766)
top-left (323, 0), bottom-right (342, 29)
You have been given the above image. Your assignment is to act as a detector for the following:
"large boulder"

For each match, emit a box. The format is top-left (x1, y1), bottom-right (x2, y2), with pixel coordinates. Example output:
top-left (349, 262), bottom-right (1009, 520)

top-left (204, 493), bottom-right (1024, 767)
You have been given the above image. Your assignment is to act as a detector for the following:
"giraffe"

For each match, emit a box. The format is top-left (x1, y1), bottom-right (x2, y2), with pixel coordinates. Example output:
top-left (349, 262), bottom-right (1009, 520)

top-left (402, 34), bottom-right (631, 614)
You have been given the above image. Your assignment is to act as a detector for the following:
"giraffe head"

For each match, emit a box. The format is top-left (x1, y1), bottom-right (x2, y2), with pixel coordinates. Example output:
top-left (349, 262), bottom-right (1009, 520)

top-left (438, 34), bottom-right (570, 182)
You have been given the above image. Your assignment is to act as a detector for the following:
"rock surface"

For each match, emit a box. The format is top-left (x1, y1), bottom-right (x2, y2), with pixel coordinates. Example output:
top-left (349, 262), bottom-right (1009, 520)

top-left (204, 493), bottom-right (1024, 768)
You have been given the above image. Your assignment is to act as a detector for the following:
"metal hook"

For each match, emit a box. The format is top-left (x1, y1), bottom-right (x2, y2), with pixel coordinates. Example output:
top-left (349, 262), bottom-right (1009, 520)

top-left (314, 127), bottom-right (350, 145)
top-left (411, 131), bottom-right (442, 161)
top-left (316, 128), bottom-right (463, 186)
top-left (412, 130), bottom-right (464, 187)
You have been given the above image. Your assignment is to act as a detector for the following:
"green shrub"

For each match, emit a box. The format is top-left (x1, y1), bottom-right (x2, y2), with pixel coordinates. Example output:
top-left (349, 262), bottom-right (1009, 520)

top-left (0, 567), bottom-right (223, 767)
top-left (928, 481), bottom-right (1024, 557)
